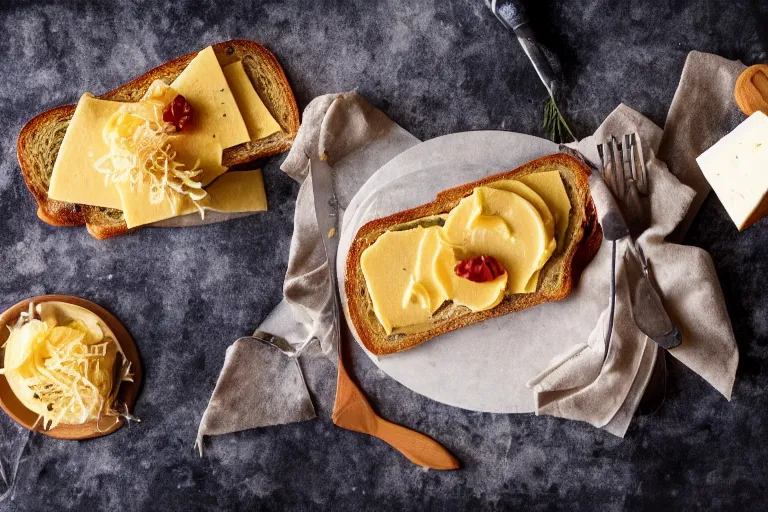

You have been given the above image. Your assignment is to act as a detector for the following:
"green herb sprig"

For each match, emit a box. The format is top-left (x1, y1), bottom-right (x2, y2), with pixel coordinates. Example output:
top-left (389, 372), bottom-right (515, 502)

top-left (543, 94), bottom-right (576, 143)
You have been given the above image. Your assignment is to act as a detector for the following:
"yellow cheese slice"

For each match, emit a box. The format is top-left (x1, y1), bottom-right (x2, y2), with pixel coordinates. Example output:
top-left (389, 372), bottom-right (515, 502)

top-left (222, 60), bottom-right (282, 140)
top-left (117, 170), bottom-right (267, 228)
top-left (361, 226), bottom-right (437, 334)
top-left (517, 171), bottom-right (571, 252)
top-left (362, 222), bottom-right (509, 334)
top-left (489, 180), bottom-right (555, 243)
top-left (404, 227), bottom-right (451, 313)
top-left (47, 94), bottom-right (125, 209)
top-left (450, 272), bottom-right (507, 312)
top-left (203, 170), bottom-right (268, 212)
top-left (169, 46), bottom-right (251, 186)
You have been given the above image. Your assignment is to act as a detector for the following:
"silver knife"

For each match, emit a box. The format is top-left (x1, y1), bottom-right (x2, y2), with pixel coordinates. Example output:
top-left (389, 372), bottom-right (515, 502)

top-left (486, 0), bottom-right (558, 98)
top-left (309, 153), bottom-right (342, 351)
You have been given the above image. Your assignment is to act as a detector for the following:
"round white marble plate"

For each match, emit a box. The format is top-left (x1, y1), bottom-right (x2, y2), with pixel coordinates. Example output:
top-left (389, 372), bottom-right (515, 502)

top-left (337, 131), bottom-right (604, 413)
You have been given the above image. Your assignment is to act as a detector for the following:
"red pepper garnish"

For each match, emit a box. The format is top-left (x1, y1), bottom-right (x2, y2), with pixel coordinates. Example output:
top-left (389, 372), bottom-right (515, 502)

top-left (163, 94), bottom-right (194, 132)
top-left (454, 255), bottom-right (506, 283)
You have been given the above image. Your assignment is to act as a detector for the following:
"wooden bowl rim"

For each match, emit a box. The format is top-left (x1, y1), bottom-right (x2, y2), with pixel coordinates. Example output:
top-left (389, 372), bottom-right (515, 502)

top-left (0, 295), bottom-right (142, 440)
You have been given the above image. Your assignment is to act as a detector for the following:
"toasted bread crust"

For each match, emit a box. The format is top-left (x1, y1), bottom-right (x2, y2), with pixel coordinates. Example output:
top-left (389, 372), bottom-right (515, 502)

top-left (345, 154), bottom-right (602, 356)
top-left (17, 40), bottom-right (299, 239)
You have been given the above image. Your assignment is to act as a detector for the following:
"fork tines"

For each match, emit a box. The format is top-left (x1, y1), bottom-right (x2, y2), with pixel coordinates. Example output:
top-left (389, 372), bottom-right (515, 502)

top-left (596, 133), bottom-right (648, 196)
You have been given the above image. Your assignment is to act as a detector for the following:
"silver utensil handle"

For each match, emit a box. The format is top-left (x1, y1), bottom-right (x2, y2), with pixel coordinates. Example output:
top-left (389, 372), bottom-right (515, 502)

top-left (486, 0), bottom-right (558, 97)
top-left (486, 0), bottom-right (528, 29)
top-left (604, 240), bottom-right (617, 361)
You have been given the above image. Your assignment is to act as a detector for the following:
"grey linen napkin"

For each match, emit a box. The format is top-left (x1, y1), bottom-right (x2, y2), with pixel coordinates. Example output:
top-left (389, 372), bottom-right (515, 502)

top-left (660, 51), bottom-right (748, 239)
top-left (198, 51), bottom-right (743, 446)
top-left (196, 92), bottom-right (419, 452)
top-left (527, 52), bottom-right (743, 434)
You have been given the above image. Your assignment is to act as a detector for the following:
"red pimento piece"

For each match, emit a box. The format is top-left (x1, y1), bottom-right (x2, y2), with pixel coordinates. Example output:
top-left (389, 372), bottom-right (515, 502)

top-left (454, 255), bottom-right (506, 283)
top-left (163, 95), bottom-right (194, 132)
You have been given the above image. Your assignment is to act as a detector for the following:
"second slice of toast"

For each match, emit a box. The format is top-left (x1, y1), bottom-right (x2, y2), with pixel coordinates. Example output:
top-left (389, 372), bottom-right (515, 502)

top-left (17, 40), bottom-right (300, 240)
top-left (345, 153), bottom-right (603, 356)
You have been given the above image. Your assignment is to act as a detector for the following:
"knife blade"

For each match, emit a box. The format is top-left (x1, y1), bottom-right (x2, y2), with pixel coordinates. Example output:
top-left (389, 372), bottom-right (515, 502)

top-left (486, 0), bottom-right (558, 98)
top-left (310, 153), bottom-right (342, 352)
top-left (623, 244), bottom-right (682, 350)
top-left (311, 155), bottom-right (340, 265)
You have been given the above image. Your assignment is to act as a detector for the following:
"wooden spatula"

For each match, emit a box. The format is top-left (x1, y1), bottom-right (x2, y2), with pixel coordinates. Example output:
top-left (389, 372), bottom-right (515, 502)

top-left (310, 152), bottom-right (459, 470)
top-left (332, 346), bottom-right (460, 470)
top-left (735, 64), bottom-right (768, 116)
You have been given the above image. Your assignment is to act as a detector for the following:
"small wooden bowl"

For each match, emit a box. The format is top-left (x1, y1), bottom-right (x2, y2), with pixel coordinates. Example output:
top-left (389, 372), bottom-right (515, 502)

top-left (0, 295), bottom-right (142, 440)
top-left (735, 63), bottom-right (768, 116)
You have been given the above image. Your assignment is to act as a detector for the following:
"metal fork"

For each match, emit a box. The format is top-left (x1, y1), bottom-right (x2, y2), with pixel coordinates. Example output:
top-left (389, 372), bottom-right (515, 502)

top-left (597, 134), bottom-right (648, 237)
top-left (596, 134), bottom-right (682, 351)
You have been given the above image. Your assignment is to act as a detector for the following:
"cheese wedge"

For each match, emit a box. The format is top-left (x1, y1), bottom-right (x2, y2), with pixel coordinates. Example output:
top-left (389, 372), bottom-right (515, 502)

top-left (222, 60), bottom-right (282, 140)
top-left (117, 170), bottom-right (268, 228)
top-left (697, 111), bottom-right (768, 230)
top-left (47, 95), bottom-right (125, 209)
top-left (168, 46), bottom-right (251, 187)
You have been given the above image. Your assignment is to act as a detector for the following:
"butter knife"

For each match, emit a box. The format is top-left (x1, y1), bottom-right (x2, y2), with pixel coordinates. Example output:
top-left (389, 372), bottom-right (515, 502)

top-left (485, 0), bottom-right (558, 98)
top-left (309, 152), bottom-right (460, 470)
top-left (623, 244), bottom-right (682, 350)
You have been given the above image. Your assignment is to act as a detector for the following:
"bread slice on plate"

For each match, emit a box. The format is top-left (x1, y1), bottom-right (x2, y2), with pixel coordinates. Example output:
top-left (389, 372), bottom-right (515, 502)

top-left (345, 153), bottom-right (603, 356)
top-left (17, 40), bottom-right (299, 240)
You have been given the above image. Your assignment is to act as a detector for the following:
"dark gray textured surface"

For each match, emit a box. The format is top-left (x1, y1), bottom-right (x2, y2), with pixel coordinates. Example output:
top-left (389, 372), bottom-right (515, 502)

top-left (1, 0), bottom-right (767, 510)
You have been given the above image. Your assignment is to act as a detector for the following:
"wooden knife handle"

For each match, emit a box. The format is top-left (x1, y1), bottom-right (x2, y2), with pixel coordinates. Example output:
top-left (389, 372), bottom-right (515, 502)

top-left (371, 416), bottom-right (460, 470)
top-left (333, 363), bottom-right (459, 470)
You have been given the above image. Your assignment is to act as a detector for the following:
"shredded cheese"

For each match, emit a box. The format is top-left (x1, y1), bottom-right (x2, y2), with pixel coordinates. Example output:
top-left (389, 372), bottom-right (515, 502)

top-left (94, 80), bottom-right (208, 216)
top-left (2, 312), bottom-right (132, 430)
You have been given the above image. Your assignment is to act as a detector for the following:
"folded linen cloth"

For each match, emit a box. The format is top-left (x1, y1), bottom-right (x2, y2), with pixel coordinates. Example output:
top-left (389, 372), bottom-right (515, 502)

top-left (198, 50), bottom-right (743, 447)
top-left (196, 93), bottom-right (420, 450)
top-left (659, 51), bottom-right (749, 240)
top-left (526, 52), bottom-right (744, 434)
top-left (528, 102), bottom-right (739, 435)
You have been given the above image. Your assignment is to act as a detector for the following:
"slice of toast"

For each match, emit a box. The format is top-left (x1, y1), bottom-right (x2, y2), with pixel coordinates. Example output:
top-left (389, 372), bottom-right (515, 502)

top-left (345, 153), bottom-right (603, 356)
top-left (17, 40), bottom-right (300, 240)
